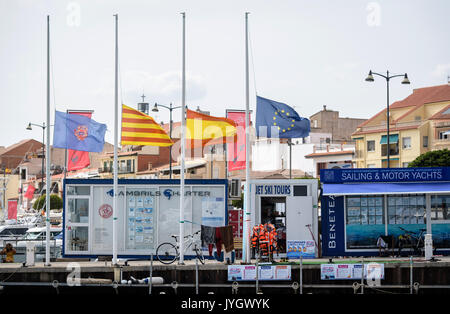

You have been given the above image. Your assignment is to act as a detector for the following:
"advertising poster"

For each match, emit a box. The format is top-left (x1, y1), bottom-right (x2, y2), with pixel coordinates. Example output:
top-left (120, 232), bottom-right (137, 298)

top-left (287, 240), bottom-right (315, 259)
top-left (320, 264), bottom-right (336, 280)
top-left (227, 265), bottom-right (291, 281)
top-left (226, 110), bottom-right (250, 172)
top-left (336, 264), bottom-right (352, 279)
top-left (320, 263), bottom-right (384, 280)
top-left (201, 197), bottom-right (225, 227)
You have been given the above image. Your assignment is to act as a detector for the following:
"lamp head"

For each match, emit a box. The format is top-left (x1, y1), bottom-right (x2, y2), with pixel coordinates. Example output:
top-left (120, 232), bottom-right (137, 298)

top-left (365, 70), bottom-right (374, 82)
top-left (26, 123), bottom-right (32, 130)
top-left (401, 73), bottom-right (410, 85)
top-left (152, 103), bottom-right (159, 112)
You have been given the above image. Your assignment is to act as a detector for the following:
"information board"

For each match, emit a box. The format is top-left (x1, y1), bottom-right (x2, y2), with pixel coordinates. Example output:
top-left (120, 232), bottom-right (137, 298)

top-left (227, 265), bottom-right (291, 281)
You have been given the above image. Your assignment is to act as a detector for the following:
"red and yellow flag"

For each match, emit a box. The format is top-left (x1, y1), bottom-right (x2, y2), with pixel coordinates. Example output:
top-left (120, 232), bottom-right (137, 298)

top-left (121, 105), bottom-right (174, 147)
top-left (186, 109), bottom-right (237, 147)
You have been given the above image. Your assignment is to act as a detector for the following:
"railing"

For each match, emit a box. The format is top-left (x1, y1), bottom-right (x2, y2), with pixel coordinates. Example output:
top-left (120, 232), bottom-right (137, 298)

top-left (99, 167), bottom-right (135, 174)
top-left (1, 257), bottom-right (450, 295)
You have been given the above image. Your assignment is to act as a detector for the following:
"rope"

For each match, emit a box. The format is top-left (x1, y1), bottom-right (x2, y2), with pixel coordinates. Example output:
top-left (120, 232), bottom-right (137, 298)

top-left (248, 22), bottom-right (258, 97)
top-left (0, 265), bottom-right (23, 283)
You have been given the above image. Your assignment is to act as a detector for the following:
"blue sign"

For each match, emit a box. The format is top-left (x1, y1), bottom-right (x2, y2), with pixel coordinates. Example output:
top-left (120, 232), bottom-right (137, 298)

top-left (321, 167), bottom-right (450, 184)
top-left (320, 195), bottom-right (345, 257)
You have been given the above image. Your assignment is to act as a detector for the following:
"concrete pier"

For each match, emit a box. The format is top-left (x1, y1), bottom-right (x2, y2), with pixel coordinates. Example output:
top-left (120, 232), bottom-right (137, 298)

top-left (1, 257), bottom-right (450, 294)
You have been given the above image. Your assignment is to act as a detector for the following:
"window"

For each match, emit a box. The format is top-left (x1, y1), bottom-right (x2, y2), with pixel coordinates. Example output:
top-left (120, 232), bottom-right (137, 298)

top-left (402, 162), bottom-right (410, 168)
top-left (367, 140), bottom-right (375, 152)
top-left (381, 143), bottom-right (399, 156)
top-left (402, 137), bottom-right (411, 149)
top-left (439, 131), bottom-right (449, 140)
top-left (423, 136), bottom-right (428, 148)
top-left (431, 195), bottom-right (450, 220)
top-left (367, 164), bottom-right (376, 168)
top-left (387, 195), bottom-right (425, 224)
top-left (346, 196), bottom-right (384, 225)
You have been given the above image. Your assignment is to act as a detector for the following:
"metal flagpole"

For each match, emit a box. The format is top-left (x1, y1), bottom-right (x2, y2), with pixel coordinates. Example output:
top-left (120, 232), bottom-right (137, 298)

top-left (179, 12), bottom-right (186, 265)
top-left (243, 12), bottom-right (251, 263)
top-left (45, 15), bottom-right (51, 266)
top-left (112, 14), bottom-right (119, 265)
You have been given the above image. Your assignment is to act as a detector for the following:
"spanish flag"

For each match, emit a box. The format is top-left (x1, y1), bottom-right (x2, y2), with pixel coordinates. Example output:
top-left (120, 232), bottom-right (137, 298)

top-left (186, 109), bottom-right (237, 147)
top-left (121, 105), bottom-right (174, 147)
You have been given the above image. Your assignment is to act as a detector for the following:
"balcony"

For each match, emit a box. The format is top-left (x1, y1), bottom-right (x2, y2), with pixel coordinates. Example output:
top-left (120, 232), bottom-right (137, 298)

top-left (98, 166), bottom-right (135, 174)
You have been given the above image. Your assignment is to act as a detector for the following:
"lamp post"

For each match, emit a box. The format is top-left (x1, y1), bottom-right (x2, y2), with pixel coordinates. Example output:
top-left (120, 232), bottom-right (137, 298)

top-left (152, 102), bottom-right (181, 179)
top-left (365, 70), bottom-right (410, 168)
top-left (26, 122), bottom-right (46, 190)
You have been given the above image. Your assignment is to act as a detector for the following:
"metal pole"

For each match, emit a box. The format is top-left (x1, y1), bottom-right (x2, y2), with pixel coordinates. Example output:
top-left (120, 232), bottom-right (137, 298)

top-left (112, 14), bottom-right (119, 265)
top-left (45, 15), bottom-right (51, 266)
top-left (195, 257), bottom-right (199, 294)
top-left (179, 12), bottom-right (186, 265)
top-left (410, 256), bottom-right (413, 294)
top-left (386, 71), bottom-right (390, 168)
top-left (300, 255), bottom-right (303, 294)
top-left (41, 124), bottom-right (45, 192)
top-left (360, 259), bottom-right (364, 294)
top-left (243, 12), bottom-right (251, 264)
top-left (149, 254), bottom-right (153, 295)
top-left (289, 139), bottom-right (292, 179)
top-left (169, 104), bottom-right (173, 179)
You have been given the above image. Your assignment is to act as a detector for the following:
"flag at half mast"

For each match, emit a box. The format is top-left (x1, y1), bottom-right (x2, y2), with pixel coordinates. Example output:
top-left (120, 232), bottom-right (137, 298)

top-left (121, 104), bottom-right (174, 146)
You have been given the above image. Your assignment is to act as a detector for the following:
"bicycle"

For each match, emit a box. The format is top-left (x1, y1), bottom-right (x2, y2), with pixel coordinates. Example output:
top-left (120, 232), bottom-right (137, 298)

top-left (156, 230), bottom-right (205, 265)
top-left (397, 227), bottom-right (426, 256)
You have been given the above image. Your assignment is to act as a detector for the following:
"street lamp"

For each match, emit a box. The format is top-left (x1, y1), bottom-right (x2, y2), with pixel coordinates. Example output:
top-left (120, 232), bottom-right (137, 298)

top-left (152, 103), bottom-right (182, 179)
top-left (26, 122), bottom-right (46, 191)
top-left (365, 70), bottom-right (410, 168)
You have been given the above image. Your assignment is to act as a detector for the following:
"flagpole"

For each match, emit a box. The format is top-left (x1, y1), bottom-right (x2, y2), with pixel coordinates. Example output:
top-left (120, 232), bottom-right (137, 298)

top-left (179, 12), bottom-right (186, 265)
top-left (45, 15), bottom-right (51, 266)
top-left (112, 13), bottom-right (119, 265)
top-left (243, 12), bottom-right (251, 263)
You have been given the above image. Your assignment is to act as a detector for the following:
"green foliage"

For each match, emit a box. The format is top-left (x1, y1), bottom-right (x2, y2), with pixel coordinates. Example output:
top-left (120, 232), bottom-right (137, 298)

top-left (33, 194), bottom-right (63, 211)
top-left (232, 193), bottom-right (243, 209)
top-left (408, 149), bottom-right (450, 168)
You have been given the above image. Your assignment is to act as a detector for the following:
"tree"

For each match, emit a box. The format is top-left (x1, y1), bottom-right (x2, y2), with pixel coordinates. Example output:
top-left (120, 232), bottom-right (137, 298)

top-left (33, 194), bottom-right (63, 211)
top-left (408, 149), bottom-right (450, 167)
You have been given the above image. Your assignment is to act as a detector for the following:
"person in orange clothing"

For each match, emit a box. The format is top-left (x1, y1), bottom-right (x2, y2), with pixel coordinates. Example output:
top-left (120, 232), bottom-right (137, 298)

top-left (1, 243), bottom-right (16, 263)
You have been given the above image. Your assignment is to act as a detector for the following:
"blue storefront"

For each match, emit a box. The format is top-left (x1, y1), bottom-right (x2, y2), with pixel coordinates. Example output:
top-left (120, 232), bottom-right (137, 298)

top-left (320, 167), bottom-right (450, 257)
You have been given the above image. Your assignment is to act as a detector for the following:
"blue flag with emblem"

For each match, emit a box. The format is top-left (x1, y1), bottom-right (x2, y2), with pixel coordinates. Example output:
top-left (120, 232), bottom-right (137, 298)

top-left (256, 96), bottom-right (310, 138)
top-left (53, 110), bottom-right (107, 152)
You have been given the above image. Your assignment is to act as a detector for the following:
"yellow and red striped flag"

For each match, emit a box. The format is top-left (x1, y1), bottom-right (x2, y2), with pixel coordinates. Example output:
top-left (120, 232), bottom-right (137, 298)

top-left (121, 104), bottom-right (174, 147)
top-left (186, 109), bottom-right (237, 147)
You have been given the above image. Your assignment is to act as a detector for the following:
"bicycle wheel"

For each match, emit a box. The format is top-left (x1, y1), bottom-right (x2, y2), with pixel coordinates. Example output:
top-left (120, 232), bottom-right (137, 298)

top-left (194, 245), bottom-right (205, 265)
top-left (156, 242), bottom-right (178, 264)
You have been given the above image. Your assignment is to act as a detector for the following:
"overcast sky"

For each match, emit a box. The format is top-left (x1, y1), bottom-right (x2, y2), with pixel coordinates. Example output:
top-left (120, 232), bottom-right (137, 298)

top-left (1, 0), bottom-right (449, 147)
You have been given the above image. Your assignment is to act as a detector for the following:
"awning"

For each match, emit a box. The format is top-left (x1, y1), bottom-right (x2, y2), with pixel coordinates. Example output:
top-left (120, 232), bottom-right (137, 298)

top-left (380, 134), bottom-right (398, 144)
top-left (322, 182), bottom-right (450, 196)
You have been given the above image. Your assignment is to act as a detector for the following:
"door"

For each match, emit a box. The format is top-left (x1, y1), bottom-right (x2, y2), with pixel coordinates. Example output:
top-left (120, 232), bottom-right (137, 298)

top-left (286, 196), bottom-right (313, 242)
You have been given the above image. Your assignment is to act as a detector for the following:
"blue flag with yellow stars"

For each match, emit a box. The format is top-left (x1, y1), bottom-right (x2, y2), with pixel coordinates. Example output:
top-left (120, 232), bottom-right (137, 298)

top-left (256, 96), bottom-right (310, 138)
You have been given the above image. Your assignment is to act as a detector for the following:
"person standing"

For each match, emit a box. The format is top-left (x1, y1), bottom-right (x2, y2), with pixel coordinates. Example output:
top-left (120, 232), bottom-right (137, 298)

top-left (1, 243), bottom-right (16, 263)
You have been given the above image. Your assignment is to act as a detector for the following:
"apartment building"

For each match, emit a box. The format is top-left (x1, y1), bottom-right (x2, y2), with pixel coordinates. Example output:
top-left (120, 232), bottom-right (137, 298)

top-left (352, 84), bottom-right (450, 168)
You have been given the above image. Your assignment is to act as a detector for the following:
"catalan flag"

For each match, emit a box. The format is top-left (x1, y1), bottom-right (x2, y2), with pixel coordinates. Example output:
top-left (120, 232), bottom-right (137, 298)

top-left (121, 104), bottom-right (174, 147)
top-left (186, 109), bottom-right (237, 147)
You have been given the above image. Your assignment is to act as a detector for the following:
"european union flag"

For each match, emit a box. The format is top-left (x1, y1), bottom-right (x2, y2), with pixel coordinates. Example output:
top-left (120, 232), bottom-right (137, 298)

top-left (256, 96), bottom-right (310, 138)
top-left (53, 110), bottom-right (107, 152)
